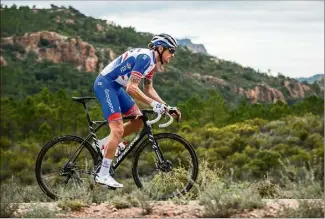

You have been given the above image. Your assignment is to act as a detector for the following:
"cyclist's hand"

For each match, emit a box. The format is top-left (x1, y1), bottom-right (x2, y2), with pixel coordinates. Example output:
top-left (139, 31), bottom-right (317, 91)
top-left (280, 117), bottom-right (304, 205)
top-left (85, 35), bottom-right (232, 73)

top-left (150, 100), bottom-right (167, 114)
top-left (167, 106), bottom-right (181, 122)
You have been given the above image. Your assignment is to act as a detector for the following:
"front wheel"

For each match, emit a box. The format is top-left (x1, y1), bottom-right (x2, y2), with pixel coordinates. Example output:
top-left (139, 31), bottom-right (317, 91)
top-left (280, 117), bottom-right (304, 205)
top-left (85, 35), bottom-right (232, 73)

top-left (132, 133), bottom-right (199, 200)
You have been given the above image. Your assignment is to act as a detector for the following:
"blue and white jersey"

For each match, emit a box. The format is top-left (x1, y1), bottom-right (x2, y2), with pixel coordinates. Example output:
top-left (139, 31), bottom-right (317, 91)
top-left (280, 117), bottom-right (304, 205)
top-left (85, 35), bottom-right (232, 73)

top-left (100, 48), bottom-right (157, 86)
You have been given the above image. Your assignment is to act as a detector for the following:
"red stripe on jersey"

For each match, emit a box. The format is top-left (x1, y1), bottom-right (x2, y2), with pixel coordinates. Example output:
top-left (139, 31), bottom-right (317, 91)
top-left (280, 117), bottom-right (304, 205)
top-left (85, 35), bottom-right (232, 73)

top-left (122, 53), bottom-right (128, 62)
top-left (131, 71), bottom-right (142, 78)
top-left (124, 105), bottom-right (138, 116)
top-left (145, 68), bottom-right (155, 80)
top-left (108, 113), bottom-right (122, 122)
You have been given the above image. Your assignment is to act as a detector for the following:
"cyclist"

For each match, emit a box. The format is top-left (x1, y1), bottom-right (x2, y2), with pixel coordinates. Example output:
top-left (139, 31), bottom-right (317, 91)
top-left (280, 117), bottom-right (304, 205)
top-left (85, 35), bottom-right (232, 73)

top-left (93, 33), bottom-right (181, 188)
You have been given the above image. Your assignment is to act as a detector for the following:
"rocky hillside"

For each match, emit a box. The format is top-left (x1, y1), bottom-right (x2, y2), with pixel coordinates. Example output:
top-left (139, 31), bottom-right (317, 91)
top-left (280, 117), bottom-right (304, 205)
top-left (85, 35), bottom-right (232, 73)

top-left (0, 5), bottom-right (323, 105)
top-left (1, 31), bottom-right (117, 72)
top-left (177, 38), bottom-right (208, 55)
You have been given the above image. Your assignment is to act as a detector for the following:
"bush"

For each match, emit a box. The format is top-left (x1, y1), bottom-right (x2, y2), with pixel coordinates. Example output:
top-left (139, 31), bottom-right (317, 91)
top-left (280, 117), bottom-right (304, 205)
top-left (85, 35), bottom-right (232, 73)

top-left (253, 179), bottom-right (282, 198)
top-left (0, 179), bottom-right (50, 217)
top-left (255, 150), bottom-right (282, 171)
top-left (242, 145), bottom-right (258, 158)
top-left (292, 181), bottom-right (324, 199)
top-left (305, 133), bottom-right (323, 149)
top-left (276, 200), bottom-right (324, 218)
top-left (0, 198), bottom-right (17, 218)
top-left (1, 43), bottom-right (26, 54)
top-left (200, 181), bottom-right (264, 218)
top-left (111, 197), bottom-right (132, 209)
top-left (228, 152), bottom-right (249, 166)
top-left (18, 204), bottom-right (57, 218)
top-left (57, 199), bottom-right (85, 211)
top-left (131, 190), bottom-right (153, 215)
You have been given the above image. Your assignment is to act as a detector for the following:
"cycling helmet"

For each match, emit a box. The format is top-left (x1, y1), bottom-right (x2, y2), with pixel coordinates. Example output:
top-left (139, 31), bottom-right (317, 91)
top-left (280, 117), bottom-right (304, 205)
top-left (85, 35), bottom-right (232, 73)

top-left (150, 33), bottom-right (178, 49)
top-left (149, 33), bottom-right (178, 65)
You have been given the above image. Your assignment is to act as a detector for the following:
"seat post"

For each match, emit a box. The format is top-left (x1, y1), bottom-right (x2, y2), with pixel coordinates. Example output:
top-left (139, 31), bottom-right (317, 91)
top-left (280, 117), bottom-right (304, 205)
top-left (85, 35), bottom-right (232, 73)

top-left (82, 102), bottom-right (93, 128)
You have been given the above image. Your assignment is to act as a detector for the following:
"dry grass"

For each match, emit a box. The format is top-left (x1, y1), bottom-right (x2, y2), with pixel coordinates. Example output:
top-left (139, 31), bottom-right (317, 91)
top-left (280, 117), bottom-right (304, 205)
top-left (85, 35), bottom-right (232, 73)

top-left (276, 200), bottom-right (324, 218)
top-left (199, 181), bottom-right (264, 217)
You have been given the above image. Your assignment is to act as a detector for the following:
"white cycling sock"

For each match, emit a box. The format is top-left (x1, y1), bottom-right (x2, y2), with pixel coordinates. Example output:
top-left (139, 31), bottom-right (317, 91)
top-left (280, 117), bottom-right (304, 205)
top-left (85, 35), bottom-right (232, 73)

top-left (98, 158), bottom-right (112, 177)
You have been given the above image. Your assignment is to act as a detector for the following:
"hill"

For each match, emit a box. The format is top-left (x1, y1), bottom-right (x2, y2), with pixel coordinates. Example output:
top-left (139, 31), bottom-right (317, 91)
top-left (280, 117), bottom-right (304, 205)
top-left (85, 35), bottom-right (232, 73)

top-left (177, 38), bottom-right (208, 55)
top-left (1, 4), bottom-right (323, 106)
top-left (296, 74), bottom-right (324, 84)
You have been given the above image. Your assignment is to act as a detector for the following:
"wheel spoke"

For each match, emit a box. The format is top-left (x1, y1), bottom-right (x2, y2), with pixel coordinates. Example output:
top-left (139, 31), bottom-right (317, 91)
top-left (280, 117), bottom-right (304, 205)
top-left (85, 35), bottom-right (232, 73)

top-left (133, 133), bottom-right (198, 200)
top-left (35, 136), bottom-right (98, 200)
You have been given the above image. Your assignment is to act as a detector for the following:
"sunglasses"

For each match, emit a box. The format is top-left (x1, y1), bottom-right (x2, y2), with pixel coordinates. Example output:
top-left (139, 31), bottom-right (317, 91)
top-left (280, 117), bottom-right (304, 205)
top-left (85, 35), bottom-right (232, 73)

top-left (168, 48), bottom-right (176, 54)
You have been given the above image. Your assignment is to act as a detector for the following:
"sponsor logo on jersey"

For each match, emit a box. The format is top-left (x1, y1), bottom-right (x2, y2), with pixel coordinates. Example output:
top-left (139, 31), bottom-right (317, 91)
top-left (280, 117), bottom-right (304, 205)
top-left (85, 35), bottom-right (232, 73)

top-left (126, 62), bottom-right (131, 69)
top-left (120, 62), bottom-right (132, 73)
top-left (104, 89), bottom-right (115, 113)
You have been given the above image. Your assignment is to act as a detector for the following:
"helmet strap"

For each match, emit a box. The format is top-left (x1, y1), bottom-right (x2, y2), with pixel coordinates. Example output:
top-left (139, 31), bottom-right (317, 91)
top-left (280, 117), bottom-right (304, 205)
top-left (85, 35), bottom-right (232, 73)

top-left (157, 48), bottom-right (166, 65)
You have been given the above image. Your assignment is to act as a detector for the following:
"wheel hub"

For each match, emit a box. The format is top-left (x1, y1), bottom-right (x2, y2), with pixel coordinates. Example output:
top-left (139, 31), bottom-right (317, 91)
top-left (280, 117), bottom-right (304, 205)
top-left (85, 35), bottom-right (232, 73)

top-left (159, 160), bottom-right (173, 172)
top-left (61, 162), bottom-right (74, 174)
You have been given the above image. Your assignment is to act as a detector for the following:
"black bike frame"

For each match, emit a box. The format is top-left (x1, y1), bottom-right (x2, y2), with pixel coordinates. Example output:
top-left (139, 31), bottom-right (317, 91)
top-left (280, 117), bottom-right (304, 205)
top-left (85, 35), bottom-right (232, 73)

top-left (65, 102), bottom-right (166, 172)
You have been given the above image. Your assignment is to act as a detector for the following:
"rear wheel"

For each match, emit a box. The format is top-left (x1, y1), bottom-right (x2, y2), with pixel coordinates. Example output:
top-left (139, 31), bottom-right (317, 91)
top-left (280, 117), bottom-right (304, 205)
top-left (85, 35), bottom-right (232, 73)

top-left (35, 135), bottom-right (99, 200)
top-left (132, 133), bottom-right (198, 200)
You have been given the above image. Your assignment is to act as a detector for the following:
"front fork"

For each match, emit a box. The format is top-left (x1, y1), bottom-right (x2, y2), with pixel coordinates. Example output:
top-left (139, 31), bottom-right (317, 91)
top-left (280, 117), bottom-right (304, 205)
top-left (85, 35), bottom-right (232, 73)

top-left (144, 125), bottom-right (167, 166)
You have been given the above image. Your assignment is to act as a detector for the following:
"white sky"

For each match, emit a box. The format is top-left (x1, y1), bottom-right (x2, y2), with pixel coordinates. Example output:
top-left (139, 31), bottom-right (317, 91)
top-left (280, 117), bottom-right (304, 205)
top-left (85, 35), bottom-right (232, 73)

top-left (2, 1), bottom-right (324, 78)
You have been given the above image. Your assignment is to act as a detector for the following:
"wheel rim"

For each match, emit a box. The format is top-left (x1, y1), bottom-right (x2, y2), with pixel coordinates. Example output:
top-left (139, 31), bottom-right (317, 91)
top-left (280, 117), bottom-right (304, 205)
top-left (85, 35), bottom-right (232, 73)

top-left (134, 135), bottom-right (198, 200)
top-left (38, 139), bottom-right (96, 199)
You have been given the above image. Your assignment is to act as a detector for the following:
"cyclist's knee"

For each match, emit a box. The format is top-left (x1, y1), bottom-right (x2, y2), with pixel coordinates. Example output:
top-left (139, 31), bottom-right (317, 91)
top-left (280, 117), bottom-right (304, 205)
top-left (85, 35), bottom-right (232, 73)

top-left (109, 121), bottom-right (124, 139)
top-left (112, 128), bottom-right (124, 139)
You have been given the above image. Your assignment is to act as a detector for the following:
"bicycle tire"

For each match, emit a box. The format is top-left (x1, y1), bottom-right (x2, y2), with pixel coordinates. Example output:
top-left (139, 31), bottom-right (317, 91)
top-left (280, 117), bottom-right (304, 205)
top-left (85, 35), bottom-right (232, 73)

top-left (132, 133), bottom-right (199, 200)
top-left (35, 135), bottom-right (99, 200)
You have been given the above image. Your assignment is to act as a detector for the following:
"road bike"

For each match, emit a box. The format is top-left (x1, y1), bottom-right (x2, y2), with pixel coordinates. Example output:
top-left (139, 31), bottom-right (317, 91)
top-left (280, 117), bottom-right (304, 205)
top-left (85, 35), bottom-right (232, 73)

top-left (35, 96), bottom-right (199, 200)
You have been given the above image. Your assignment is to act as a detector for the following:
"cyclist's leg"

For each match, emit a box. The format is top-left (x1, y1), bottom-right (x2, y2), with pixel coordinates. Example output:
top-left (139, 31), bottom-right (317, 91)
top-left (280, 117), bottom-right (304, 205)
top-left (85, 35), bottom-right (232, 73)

top-left (117, 88), bottom-right (143, 137)
top-left (94, 76), bottom-right (124, 159)
top-left (93, 76), bottom-right (124, 187)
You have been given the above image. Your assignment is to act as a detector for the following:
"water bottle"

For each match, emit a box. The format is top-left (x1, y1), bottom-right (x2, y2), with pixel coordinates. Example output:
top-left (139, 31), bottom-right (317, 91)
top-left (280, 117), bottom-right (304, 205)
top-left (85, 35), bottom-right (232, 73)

top-left (115, 141), bottom-right (127, 157)
top-left (93, 137), bottom-right (127, 157)
top-left (93, 136), bottom-right (108, 156)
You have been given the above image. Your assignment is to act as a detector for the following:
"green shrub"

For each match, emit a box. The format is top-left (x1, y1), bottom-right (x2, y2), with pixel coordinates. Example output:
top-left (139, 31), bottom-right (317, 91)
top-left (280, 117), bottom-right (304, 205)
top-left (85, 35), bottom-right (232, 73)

top-left (305, 133), bottom-right (323, 149)
top-left (131, 190), bottom-right (153, 215)
top-left (58, 199), bottom-right (85, 211)
top-left (253, 179), bottom-right (281, 198)
top-left (1, 43), bottom-right (26, 54)
top-left (292, 181), bottom-right (324, 199)
top-left (200, 181), bottom-right (263, 218)
top-left (230, 137), bottom-right (247, 153)
top-left (276, 200), bottom-right (324, 218)
top-left (215, 145), bottom-right (233, 159)
top-left (0, 198), bottom-right (18, 218)
top-left (255, 150), bottom-right (282, 170)
top-left (242, 145), bottom-right (258, 158)
top-left (0, 179), bottom-right (51, 217)
top-left (229, 152), bottom-right (249, 166)
top-left (289, 151), bottom-right (311, 166)
top-left (110, 196), bottom-right (133, 209)
top-left (298, 130), bottom-right (309, 141)
top-left (19, 204), bottom-right (57, 218)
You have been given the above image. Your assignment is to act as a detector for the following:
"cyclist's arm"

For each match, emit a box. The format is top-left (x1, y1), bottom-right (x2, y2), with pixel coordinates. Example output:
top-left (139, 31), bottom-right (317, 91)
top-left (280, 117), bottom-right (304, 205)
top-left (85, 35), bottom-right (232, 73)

top-left (143, 78), bottom-right (166, 105)
top-left (126, 75), bottom-right (154, 106)
top-left (126, 53), bottom-right (162, 106)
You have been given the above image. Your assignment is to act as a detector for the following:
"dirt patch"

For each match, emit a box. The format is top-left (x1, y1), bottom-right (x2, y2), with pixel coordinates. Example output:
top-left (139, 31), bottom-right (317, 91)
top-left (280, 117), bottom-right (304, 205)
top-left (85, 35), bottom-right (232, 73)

top-left (234, 199), bottom-right (324, 218)
top-left (13, 199), bottom-right (324, 218)
top-left (58, 201), bottom-right (204, 218)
